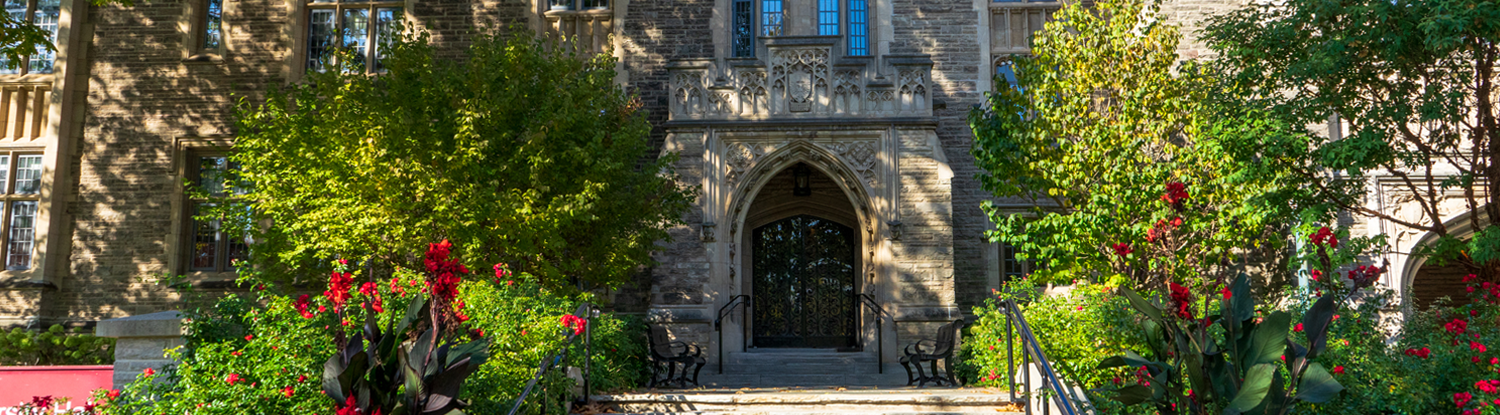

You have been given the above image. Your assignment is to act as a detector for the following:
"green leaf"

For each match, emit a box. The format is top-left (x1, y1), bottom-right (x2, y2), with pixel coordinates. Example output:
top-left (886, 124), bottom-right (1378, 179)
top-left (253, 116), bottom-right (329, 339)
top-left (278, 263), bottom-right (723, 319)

top-left (1122, 287), bottom-right (1165, 325)
top-left (1301, 294), bottom-right (1336, 359)
top-left (1108, 385), bottom-right (1156, 405)
top-left (1244, 311), bottom-right (1290, 368)
top-left (1224, 363), bottom-right (1277, 415)
top-left (1295, 363), bottom-right (1344, 404)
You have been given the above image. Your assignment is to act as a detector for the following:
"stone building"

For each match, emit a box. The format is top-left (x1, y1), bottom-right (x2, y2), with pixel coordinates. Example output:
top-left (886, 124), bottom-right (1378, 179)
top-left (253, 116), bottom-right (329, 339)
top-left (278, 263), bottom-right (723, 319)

top-left (0, 0), bottom-right (1474, 372)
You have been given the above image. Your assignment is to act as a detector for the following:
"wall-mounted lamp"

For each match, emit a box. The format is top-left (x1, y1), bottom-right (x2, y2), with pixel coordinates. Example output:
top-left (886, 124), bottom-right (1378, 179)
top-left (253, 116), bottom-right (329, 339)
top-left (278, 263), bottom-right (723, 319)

top-left (793, 163), bottom-right (812, 196)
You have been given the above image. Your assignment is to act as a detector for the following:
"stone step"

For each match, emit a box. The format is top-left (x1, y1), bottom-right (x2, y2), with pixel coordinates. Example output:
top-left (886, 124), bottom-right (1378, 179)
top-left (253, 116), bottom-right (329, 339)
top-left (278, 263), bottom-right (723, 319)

top-left (593, 388), bottom-right (1024, 415)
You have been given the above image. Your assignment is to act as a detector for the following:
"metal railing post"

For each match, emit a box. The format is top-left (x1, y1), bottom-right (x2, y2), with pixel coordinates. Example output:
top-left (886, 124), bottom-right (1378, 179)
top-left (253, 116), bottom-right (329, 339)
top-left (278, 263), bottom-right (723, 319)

top-left (876, 315), bottom-right (883, 374)
top-left (583, 306), bottom-right (593, 404)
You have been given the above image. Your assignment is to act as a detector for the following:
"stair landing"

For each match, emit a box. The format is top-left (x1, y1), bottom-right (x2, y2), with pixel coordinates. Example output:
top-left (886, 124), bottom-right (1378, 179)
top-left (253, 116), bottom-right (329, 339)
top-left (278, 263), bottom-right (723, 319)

top-left (592, 387), bottom-right (1024, 415)
top-left (701, 348), bottom-right (907, 388)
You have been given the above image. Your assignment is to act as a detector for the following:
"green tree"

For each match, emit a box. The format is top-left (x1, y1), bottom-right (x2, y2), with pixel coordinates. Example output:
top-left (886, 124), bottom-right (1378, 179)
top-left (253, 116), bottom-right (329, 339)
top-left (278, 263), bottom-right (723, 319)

top-left (227, 31), bottom-right (694, 289)
top-left (1203, 0), bottom-right (1500, 278)
top-left (969, 0), bottom-right (1296, 290)
top-left (0, 0), bottom-right (131, 71)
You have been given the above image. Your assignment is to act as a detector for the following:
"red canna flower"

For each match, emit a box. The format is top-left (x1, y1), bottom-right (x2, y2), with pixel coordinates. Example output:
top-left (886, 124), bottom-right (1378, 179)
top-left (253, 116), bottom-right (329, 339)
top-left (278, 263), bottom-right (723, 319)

top-left (1168, 282), bottom-right (1193, 319)
top-left (1220, 288), bottom-right (1232, 300)
top-left (1332, 366), bottom-right (1344, 375)
top-left (359, 282), bottom-right (384, 313)
top-left (325, 270), bottom-right (354, 310)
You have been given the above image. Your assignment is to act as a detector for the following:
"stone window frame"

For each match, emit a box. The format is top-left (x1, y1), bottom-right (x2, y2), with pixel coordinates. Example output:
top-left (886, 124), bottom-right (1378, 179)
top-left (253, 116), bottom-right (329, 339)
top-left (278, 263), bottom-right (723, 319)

top-left (0, 149), bottom-right (46, 271)
top-left (979, 0), bottom-right (1058, 92)
top-left (0, 0), bottom-right (61, 75)
top-left (183, 151), bottom-right (250, 274)
top-left (302, 0), bottom-right (403, 74)
top-left (170, 138), bottom-right (246, 280)
top-left (181, 0), bottom-right (232, 62)
top-left (286, 0), bottom-right (411, 80)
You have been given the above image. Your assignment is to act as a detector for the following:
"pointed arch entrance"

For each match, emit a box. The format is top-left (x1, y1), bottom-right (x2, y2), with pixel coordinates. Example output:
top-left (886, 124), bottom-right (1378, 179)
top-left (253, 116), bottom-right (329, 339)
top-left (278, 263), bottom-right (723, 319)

top-left (729, 143), bottom-right (875, 350)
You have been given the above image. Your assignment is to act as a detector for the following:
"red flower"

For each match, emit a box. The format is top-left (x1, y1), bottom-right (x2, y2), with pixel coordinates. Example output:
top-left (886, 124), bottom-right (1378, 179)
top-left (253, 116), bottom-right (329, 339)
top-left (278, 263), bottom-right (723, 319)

top-left (244, 334), bottom-right (253, 341)
top-left (1479, 380), bottom-right (1499, 394)
top-left (1169, 217), bottom-right (1183, 227)
top-left (424, 240), bottom-right (467, 303)
top-left (1346, 265), bottom-right (1383, 288)
top-left (494, 263), bottom-right (512, 282)
top-left (1111, 243), bottom-right (1133, 257)
top-left (231, 351), bottom-right (242, 357)
top-left (1220, 288), bottom-right (1232, 300)
top-left (561, 314), bottom-right (588, 336)
top-left (359, 282), bottom-right (384, 313)
top-left (335, 395), bottom-right (361, 415)
top-left (106, 390), bottom-right (120, 400)
top-left (31, 396), bottom-right (53, 409)
top-left (1168, 282), bottom-right (1193, 320)
top-left (282, 386), bottom-right (294, 398)
top-left (325, 270), bottom-right (354, 310)
top-left (143, 367), bottom-right (155, 376)
top-left (1309, 226), bottom-right (1339, 249)
top-left (318, 305), bottom-right (327, 313)
top-left (1333, 366), bottom-right (1344, 374)
top-left (1420, 347), bottom-right (1432, 358)
top-left (1457, 392), bottom-right (1474, 408)
top-left (1474, 341), bottom-right (1489, 353)
top-left (1160, 181), bottom-right (1189, 207)
top-left (1449, 319), bottom-right (1470, 335)
top-left (1466, 274), bottom-right (1479, 283)
top-left (226, 373), bottom-right (242, 385)
top-left (1294, 323), bottom-right (1304, 332)
top-left (1310, 269), bottom-right (1323, 282)
top-left (295, 294), bottom-right (315, 319)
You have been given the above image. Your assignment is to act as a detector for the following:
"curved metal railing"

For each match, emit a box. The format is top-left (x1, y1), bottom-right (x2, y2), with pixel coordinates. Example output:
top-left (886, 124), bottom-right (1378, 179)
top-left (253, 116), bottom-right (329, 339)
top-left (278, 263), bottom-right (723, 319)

top-left (857, 293), bottom-right (893, 373)
top-left (712, 294), bottom-right (751, 374)
top-left (507, 303), bottom-right (598, 415)
top-left (1002, 297), bottom-right (1089, 415)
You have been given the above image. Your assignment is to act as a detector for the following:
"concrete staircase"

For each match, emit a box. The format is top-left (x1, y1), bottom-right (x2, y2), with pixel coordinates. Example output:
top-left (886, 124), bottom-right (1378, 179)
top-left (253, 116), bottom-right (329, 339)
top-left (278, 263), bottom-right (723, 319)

top-left (698, 349), bottom-right (907, 388)
top-left (592, 388), bottom-right (1024, 415)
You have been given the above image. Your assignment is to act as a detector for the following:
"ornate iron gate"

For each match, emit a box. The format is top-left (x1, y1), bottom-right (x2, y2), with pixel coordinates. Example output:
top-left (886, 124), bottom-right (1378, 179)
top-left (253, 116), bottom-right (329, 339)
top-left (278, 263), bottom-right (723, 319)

top-left (751, 215), bottom-right (856, 348)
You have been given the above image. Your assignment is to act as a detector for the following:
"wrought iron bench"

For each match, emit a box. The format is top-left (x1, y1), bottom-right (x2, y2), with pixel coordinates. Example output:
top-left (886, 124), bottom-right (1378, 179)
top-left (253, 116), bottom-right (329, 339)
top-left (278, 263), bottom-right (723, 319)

top-left (900, 318), bottom-right (965, 387)
top-left (646, 324), bottom-right (705, 388)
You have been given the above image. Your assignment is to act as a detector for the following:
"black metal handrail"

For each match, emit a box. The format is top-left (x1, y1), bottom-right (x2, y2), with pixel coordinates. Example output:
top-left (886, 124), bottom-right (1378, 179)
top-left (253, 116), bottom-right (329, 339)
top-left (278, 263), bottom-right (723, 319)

top-left (712, 294), bottom-right (751, 374)
top-left (856, 293), bottom-right (892, 374)
top-left (1003, 297), bottom-right (1088, 415)
top-left (507, 303), bottom-right (598, 415)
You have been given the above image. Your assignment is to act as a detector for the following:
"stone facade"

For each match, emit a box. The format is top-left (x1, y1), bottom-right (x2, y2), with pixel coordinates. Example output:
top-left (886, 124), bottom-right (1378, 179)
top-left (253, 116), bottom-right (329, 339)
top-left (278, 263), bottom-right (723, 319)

top-left (0, 0), bottom-right (1466, 372)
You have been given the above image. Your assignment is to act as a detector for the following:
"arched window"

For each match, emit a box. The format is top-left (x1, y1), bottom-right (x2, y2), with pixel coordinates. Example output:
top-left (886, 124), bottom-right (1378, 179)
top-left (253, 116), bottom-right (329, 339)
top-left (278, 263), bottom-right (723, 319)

top-left (732, 0), bottom-right (869, 58)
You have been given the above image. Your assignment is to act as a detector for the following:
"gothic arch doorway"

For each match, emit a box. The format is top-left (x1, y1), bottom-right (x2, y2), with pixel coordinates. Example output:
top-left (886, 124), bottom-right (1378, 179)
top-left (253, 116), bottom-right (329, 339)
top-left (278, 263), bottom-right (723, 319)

top-left (740, 160), bottom-right (865, 349)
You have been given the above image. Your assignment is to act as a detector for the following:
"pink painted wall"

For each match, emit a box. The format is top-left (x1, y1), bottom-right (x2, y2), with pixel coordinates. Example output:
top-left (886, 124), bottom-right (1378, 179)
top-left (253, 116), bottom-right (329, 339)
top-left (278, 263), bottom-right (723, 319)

top-left (0, 366), bottom-right (113, 408)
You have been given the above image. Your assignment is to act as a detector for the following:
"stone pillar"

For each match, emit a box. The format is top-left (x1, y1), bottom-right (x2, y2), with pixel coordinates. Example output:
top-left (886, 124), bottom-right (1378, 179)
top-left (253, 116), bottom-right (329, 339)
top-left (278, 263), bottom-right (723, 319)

top-left (96, 311), bottom-right (185, 388)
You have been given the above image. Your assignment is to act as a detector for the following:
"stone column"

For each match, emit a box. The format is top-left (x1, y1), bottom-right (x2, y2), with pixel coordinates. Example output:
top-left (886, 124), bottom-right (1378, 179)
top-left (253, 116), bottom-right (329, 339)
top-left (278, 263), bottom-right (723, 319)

top-left (96, 311), bottom-right (185, 388)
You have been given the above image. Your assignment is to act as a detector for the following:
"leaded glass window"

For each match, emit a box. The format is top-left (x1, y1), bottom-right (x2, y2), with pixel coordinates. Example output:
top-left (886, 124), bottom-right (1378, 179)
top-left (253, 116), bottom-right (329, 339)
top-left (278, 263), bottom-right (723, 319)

top-left (760, 0), bottom-right (782, 37)
top-left (305, 0), bottom-right (401, 73)
top-left (7, 200), bottom-right (33, 269)
top-left (187, 155), bottom-right (249, 273)
top-left (203, 0), bottom-right (223, 52)
top-left (817, 0), bottom-right (838, 35)
top-left (733, 0), bottom-right (753, 57)
top-left (0, 0), bottom-right (59, 74)
top-left (847, 0), bottom-right (868, 55)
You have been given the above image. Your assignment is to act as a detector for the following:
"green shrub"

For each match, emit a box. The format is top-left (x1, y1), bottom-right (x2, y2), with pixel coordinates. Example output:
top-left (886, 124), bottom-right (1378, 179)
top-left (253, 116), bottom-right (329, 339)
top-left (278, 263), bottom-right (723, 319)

top-left (0, 325), bottom-right (114, 366)
top-left (101, 267), bottom-right (646, 414)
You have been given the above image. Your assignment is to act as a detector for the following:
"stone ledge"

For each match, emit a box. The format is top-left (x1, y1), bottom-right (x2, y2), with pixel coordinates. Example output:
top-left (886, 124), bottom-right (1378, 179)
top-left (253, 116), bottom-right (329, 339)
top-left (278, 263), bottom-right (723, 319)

top-left (0, 279), bottom-right (57, 291)
top-left (96, 311), bottom-right (185, 338)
